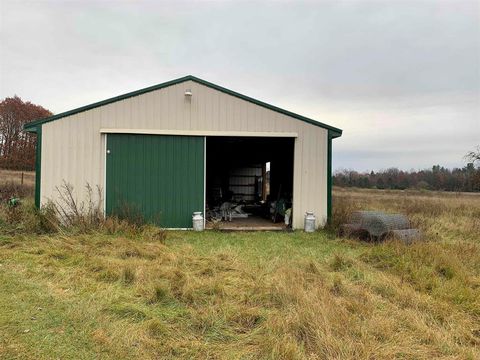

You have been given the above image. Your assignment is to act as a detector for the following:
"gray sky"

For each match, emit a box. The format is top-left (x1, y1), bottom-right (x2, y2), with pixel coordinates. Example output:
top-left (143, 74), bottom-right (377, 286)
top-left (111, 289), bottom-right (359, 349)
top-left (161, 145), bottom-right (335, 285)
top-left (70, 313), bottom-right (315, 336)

top-left (1, 0), bottom-right (479, 171)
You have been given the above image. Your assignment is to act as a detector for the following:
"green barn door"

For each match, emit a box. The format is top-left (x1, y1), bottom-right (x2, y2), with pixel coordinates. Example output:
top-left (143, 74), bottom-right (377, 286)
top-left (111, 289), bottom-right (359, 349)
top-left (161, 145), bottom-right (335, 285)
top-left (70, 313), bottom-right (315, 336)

top-left (106, 134), bottom-right (204, 228)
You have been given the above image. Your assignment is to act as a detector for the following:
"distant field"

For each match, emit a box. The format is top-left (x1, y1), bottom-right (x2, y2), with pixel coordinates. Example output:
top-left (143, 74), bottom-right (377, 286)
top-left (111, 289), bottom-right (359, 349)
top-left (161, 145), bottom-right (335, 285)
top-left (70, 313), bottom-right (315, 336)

top-left (0, 187), bottom-right (479, 359)
top-left (0, 169), bottom-right (35, 186)
top-left (334, 185), bottom-right (480, 197)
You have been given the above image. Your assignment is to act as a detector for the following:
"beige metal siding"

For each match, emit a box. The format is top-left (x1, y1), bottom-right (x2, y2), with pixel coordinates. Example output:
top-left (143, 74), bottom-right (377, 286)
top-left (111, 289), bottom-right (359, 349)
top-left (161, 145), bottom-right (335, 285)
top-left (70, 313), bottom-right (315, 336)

top-left (41, 80), bottom-right (328, 229)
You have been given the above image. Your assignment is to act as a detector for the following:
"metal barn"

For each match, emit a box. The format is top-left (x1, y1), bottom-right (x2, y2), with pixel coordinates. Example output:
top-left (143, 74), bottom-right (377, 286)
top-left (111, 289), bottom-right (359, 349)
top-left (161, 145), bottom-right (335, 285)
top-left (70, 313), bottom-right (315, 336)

top-left (24, 76), bottom-right (342, 230)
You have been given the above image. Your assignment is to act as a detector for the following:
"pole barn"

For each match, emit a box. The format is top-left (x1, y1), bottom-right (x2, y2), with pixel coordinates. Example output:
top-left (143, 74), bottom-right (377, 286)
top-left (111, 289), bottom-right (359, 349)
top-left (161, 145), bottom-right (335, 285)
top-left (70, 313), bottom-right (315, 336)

top-left (24, 76), bottom-right (342, 230)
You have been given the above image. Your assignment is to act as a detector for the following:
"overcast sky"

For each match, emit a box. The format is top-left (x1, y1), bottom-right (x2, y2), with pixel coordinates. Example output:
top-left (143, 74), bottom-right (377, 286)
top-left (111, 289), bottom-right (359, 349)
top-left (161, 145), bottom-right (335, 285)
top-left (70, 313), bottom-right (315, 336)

top-left (1, 0), bottom-right (479, 171)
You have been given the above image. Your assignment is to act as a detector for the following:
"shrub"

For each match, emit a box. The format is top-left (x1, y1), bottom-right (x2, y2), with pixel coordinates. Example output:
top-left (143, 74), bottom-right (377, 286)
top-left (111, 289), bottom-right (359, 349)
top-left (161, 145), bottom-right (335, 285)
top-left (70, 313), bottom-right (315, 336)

top-left (5, 203), bottom-right (22, 224)
top-left (112, 201), bottom-right (145, 228)
top-left (34, 202), bottom-right (60, 233)
top-left (0, 199), bottom-right (59, 235)
top-left (53, 182), bottom-right (104, 232)
top-left (0, 182), bottom-right (34, 202)
top-left (326, 194), bottom-right (361, 232)
top-left (52, 182), bottom-right (165, 237)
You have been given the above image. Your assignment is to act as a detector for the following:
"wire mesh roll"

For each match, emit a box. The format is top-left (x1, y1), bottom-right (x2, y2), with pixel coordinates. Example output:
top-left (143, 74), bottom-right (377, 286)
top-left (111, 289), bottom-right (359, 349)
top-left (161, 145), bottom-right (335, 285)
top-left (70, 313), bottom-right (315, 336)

top-left (349, 211), bottom-right (410, 237)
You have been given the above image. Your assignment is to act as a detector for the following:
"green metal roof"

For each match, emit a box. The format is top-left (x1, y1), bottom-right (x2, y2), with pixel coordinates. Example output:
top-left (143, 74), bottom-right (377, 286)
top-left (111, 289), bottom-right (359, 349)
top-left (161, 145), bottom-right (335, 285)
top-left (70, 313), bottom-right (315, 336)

top-left (23, 75), bottom-right (343, 138)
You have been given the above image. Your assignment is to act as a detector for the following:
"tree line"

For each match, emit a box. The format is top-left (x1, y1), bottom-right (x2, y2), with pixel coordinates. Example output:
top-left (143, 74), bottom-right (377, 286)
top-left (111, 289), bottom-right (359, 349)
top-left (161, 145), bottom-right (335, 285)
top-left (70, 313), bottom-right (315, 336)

top-left (334, 159), bottom-right (480, 192)
top-left (0, 96), bottom-right (51, 170)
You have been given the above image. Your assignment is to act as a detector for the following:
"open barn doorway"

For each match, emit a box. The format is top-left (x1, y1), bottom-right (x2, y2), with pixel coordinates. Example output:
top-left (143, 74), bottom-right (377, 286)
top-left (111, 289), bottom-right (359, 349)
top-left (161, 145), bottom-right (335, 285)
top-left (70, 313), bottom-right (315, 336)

top-left (205, 136), bottom-right (294, 230)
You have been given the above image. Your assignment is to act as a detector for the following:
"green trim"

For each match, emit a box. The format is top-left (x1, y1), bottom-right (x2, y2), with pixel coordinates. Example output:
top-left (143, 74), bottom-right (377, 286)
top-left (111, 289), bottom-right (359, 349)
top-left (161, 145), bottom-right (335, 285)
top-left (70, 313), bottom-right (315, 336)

top-left (23, 75), bottom-right (342, 136)
top-left (35, 125), bottom-right (42, 208)
top-left (327, 131), bottom-right (333, 223)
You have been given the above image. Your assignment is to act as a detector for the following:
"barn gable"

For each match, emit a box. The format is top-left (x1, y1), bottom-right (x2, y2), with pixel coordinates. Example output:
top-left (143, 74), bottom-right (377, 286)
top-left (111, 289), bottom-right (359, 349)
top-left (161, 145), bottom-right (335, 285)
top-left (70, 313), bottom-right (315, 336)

top-left (24, 75), bottom-right (342, 138)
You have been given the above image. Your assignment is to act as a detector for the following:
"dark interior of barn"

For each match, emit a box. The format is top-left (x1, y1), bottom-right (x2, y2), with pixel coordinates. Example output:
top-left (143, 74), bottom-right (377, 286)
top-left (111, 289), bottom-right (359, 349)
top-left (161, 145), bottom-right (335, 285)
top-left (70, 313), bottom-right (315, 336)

top-left (205, 137), bottom-right (294, 229)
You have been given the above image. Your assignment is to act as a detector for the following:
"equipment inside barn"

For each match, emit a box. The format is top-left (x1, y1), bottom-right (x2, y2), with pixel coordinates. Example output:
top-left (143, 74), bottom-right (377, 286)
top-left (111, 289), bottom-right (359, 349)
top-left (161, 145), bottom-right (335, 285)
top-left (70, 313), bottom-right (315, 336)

top-left (340, 211), bottom-right (422, 243)
top-left (205, 137), bottom-right (293, 230)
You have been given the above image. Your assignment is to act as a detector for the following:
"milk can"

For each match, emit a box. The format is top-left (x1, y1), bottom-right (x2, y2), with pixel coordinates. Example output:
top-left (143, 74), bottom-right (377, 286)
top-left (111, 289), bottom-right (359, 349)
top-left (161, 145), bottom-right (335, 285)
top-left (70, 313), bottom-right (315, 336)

top-left (192, 212), bottom-right (204, 231)
top-left (304, 212), bottom-right (316, 232)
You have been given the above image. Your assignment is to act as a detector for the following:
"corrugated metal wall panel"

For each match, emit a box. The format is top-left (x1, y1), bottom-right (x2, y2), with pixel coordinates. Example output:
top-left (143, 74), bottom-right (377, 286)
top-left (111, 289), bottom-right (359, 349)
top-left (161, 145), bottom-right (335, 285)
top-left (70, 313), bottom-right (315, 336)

top-left (41, 80), bottom-right (328, 229)
top-left (106, 134), bottom-right (204, 228)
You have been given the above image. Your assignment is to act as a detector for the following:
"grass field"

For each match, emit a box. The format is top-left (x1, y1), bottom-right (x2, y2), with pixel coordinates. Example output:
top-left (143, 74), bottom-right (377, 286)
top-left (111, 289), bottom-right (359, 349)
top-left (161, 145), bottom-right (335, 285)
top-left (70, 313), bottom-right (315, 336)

top-left (0, 186), bottom-right (479, 359)
top-left (0, 169), bottom-right (35, 187)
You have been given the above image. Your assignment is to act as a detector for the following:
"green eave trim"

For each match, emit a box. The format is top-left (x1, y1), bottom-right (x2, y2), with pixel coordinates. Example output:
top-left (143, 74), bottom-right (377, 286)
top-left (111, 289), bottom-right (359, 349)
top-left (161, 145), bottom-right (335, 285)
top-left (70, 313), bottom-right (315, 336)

top-left (327, 132), bottom-right (333, 223)
top-left (23, 75), bottom-right (343, 136)
top-left (35, 125), bottom-right (42, 208)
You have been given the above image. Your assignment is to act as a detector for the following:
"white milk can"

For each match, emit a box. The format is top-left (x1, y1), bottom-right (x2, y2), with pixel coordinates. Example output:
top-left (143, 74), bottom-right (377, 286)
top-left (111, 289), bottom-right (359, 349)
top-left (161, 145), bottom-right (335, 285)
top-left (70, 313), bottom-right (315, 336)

top-left (304, 212), bottom-right (316, 232)
top-left (192, 212), bottom-right (204, 231)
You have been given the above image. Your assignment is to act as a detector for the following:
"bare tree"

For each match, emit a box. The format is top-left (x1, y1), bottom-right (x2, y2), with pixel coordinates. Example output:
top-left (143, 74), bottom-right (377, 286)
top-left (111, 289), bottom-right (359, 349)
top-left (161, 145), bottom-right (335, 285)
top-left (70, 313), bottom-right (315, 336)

top-left (465, 145), bottom-right (480, 166)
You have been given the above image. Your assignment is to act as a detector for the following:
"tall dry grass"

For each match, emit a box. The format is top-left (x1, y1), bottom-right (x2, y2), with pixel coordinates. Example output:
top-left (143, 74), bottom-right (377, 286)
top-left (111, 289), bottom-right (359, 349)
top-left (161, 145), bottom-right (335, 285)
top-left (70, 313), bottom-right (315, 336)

top-left (333, 187), bottom-right (480, 241)
top-left (0, 186), bottom-right (479, 359)
top-left (0, 169), bottom-right (35, 186)
top-left (1, 231), bottom-right (478, 359)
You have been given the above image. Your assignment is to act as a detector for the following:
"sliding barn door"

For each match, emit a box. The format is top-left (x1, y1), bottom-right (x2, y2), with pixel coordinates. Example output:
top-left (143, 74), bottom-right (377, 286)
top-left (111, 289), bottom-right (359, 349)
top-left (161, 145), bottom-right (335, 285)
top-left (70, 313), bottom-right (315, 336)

top-left (106, 134), bottom-right (204, 228)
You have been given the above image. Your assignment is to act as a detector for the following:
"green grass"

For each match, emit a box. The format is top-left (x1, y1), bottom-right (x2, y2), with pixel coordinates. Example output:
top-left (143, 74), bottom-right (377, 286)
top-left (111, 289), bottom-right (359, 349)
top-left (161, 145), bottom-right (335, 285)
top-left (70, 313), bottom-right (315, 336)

top-left (167, 230), bottom-right (361, 261)
top-left (0, 189), bottom-right (479, 359)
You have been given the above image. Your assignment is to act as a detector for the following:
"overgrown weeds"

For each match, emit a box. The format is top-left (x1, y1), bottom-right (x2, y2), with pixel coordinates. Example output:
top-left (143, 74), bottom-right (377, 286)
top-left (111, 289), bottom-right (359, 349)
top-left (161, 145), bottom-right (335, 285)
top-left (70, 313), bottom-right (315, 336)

top-left (0, 198), bottom-right (59, 234)
top-left (0, 181), bottom-right (167, 240)
top-left (54, 182), bottom-right (104, 231)
top-left (325, 194), bottom-right (362, 232)
top-left (0, 181), bottom-right (34, 202)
